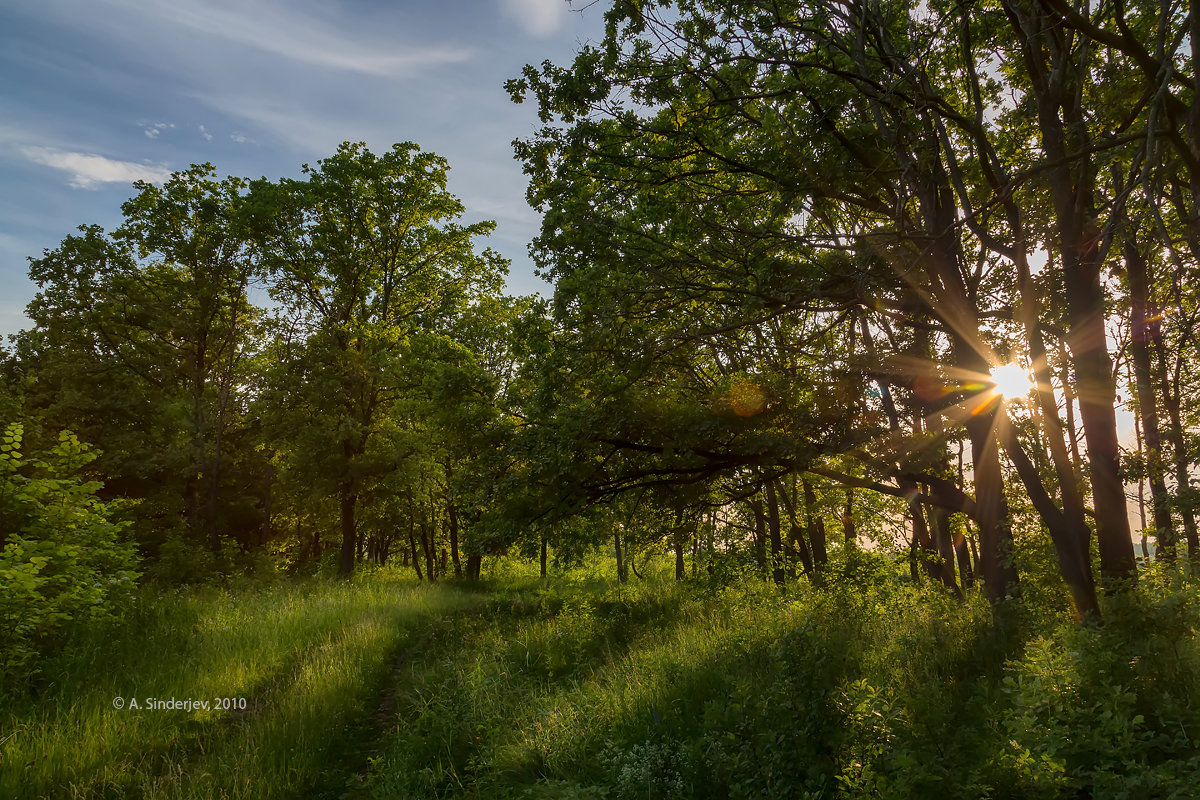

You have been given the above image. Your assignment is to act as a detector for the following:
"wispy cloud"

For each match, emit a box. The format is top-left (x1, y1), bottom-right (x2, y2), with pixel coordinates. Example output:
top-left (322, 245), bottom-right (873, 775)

top-left (199, 124), bottom-right (213, 141)
top-left (197, 96), bottom-right (367, 153)
top-left (124, 0), bottom-right (472, 77)
top-left (19, 146), bottom-right (171, 189)
top-left (502, 0), bottom-right (569, 37)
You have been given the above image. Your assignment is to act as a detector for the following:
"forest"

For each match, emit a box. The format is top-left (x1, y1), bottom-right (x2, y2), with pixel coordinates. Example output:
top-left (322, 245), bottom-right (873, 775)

top-left (3, 0), bottom-right (1200, 797)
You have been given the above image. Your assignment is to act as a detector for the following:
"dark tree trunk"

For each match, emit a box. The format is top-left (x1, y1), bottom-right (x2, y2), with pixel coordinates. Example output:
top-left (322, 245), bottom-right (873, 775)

top-left (750, 497), bottom-right (768, 576)
top-left (540, 535), bottom-right (548, 579)
top-left (338, 481), bottom-right (357, 577)
top-left (842, 489), bottom-right (856, 546)
top-left (674, 526), bottom-right (686, 581)
top-left (963, 409), bottom-right (1020, 601)
top-left (1005, 0), bottom-right (1136, 586)
top-left (448, 497), bottom-right (462, 578)
top-left (766, 482), bottom-right (784, 584)
top-left (1070, 307), bottom-right (1138, 585)
top-left (1127, 239), bottom-right (1176, 560)
top-left (614, 529), bottom-right (627, 583)
top-left (954, 517), bottom-right (975, 589)
top-left (1152, 333), bottom-right (1200, 558)
top-left (260, 461), bottom-right (272, 549)
top-left (420, 514), bottom-right (435, 582)
top-left (802, 479), bottom-right (828, 570)
top-left (998, 416), bottom-right (1101, 619)
top-left (927, 503), bottom-right (961, 597)
top-left (408, 516), bottom-right (423, 582)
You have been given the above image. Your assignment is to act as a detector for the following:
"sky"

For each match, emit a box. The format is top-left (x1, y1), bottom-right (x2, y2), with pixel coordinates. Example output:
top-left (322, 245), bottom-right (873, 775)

top-left (0, 0), bottom-right (609, 338)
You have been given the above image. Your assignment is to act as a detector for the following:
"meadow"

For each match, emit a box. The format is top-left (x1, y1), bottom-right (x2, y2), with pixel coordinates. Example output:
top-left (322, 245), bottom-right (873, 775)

top-left (5, 553), bottom-right (1200, 799)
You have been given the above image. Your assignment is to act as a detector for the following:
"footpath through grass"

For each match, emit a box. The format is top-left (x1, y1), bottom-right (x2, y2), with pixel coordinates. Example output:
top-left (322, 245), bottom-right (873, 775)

top-left (351, 560), bottom-right (1200, 800)
top-left (0, 570), bottom-right (480, 799)
top-left (5, 558), bottom-right (1200, 799)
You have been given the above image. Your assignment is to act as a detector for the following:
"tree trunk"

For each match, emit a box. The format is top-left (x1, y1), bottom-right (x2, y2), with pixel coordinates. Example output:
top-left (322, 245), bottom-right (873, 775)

top-left (420, 512), bottom-right (435, 582)
top-left (338, 481), bottom-right (357, 577)
top-left (1151, 333), bottom-right (1200, 559)
top-left (766, 482), bottom-right (784, 584)
top-left (447, 497), bottom-right (462, 578)
top-left (842, 489), bottom-right (856, 546)
top-left (954, 516), bottom-right (975, 589)
top-left (259, 460), bottom-right (272, 549)
top-left (998, 415), bottom-right (1101, 619)
top-left (749, 497), bottom-right (768, 576)
top-left (408, 516), bottom-right (423, 582)
top-left (802, 479), bottom-right (828, 570)
top-left (614, 529), bottom-right (627, 583)
top-left (1008, 0), bottom-right (1136, 586)
top-left (1126, 239), bottom-right (1175, 560)
top-left (963, 409), bottom-right (1020, 601)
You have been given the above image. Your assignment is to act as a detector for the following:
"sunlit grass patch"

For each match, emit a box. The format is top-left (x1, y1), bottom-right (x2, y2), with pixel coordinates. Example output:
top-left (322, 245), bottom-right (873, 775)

top-left (0, 571), bottom-right (476, 799)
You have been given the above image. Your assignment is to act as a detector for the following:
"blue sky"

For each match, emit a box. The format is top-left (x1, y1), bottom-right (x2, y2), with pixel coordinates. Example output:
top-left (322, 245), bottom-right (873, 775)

top-left (0, 0), bottom-right (607, 338)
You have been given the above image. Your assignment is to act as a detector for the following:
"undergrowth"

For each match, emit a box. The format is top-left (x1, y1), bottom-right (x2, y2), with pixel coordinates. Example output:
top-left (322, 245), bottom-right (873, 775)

top-left (4, 557), bottom-right (1200, 799)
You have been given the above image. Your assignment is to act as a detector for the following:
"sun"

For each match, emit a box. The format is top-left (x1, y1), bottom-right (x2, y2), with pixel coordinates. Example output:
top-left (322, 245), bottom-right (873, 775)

top-left (990, 362), bottom-right (1034, 399)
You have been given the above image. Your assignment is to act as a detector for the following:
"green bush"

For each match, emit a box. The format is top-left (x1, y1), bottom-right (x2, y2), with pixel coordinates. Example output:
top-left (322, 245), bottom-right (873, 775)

top-left (997, 579), bottom-right (1200, 798)
top-left (0, 422), bottom-right (140, 689)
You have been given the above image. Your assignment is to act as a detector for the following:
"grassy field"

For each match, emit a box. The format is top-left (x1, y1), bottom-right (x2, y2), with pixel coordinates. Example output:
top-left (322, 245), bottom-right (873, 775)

top-left (0, 572), bottom-right (480, 799)
top-left (5, 557), bottom-right (1200, 799)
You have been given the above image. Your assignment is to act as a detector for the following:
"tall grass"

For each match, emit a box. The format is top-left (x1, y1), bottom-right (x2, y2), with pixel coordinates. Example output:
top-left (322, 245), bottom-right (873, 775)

top-left (6, 556), bottom-right (1200, 799)
top-left (356, 562), bottom-right (1200, 800)
top-left (0, 570), bottom-right (477, 799)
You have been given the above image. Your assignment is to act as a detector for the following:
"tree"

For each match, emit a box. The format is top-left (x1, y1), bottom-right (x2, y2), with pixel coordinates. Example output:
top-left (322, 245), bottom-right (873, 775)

top-left (249, 142), bottom-right (507, 577)
top-left (19, 165), bottom-right (259, 559)
top-left (505, 0), bottom-right (1182, 616)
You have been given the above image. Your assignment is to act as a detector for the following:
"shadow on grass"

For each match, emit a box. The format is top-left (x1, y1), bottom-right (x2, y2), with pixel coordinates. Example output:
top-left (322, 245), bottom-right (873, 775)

top-left (354, 578), bottom-right (1038, 800)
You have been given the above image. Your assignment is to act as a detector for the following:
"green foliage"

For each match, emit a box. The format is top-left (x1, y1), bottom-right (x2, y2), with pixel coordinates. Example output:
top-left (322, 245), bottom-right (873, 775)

top-left (0, 423), bottom-right (139, 689)
top-left (997, 577), bottom-right (1200, 798)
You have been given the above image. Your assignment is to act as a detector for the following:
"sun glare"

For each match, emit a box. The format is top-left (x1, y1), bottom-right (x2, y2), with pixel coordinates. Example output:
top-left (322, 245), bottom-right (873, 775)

top-left (990, 363), bottom-right (1034, 399)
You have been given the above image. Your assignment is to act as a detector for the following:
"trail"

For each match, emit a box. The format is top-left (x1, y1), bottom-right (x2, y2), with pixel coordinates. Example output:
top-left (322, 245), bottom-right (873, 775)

top-left (307, 587), bottom-right (490, 799)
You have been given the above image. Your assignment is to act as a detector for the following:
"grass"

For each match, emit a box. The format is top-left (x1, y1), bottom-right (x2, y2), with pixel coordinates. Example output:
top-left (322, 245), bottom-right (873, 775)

top-left (1, 570), bottom-right (479, 799)
top-left (5, 554), bottom-right (1200, 799)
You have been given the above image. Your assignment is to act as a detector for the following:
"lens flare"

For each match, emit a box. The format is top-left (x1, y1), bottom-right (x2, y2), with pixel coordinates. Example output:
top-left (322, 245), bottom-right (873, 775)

top-left (989, 363), bottom-right (1034, 399)
top-left (729, 381), bottom-right (765, 417)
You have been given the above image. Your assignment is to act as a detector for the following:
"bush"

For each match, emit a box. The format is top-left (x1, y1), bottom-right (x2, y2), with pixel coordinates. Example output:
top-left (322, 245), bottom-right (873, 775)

top-left (0, 423), bottom-right (140, 689)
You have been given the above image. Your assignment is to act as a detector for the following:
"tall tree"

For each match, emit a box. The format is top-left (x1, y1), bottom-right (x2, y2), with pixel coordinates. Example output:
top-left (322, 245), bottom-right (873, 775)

top-left (250, 142), bottom-right (506, 576)
top-left (19, 165), bottom-right (258, 557)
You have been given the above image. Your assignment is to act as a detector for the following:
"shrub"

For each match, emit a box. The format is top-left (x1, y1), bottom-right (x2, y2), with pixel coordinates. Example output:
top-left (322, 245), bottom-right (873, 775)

top-left (0, 423), bottom-right (140, 689)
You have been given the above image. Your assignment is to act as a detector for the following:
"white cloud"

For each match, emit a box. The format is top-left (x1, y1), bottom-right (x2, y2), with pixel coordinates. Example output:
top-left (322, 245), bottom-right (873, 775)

top-left (230, 132), bottom-right (249, 144)
top-left (140, 121), bottom-right (173, 139)
top-left (199, 124), bottom-right (213, 141)
top-left (502, 0), bottom-right (569, 37)
top-left (19, 146), bottom-right (171, 189)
